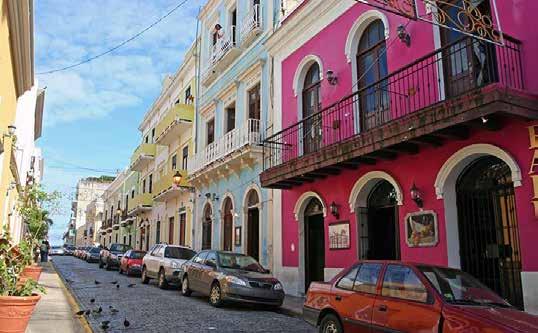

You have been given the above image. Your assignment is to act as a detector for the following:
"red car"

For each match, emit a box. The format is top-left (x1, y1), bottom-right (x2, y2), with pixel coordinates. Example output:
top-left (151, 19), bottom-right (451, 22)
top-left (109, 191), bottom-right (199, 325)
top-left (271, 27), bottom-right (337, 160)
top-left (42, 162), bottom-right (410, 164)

top-left (118, 250), bottom-right (146, 276)
top-left (304, 261), bottom-right (538, 333)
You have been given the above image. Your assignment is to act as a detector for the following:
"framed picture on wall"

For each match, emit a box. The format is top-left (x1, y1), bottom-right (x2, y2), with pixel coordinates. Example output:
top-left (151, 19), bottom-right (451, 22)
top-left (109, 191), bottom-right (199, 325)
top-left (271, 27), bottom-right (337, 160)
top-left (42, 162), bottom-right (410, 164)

top-left (328, 221), bottom-right (350, 250)
top-left (405, 210), bottom-right (438, 247)
top-left (234, 226), bottom-right (241, 247)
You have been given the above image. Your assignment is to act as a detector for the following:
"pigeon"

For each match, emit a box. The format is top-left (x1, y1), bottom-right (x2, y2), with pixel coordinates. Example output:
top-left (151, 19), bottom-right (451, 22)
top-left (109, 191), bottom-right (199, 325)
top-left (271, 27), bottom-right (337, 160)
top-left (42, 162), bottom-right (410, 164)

top-left (99, 321), bottom-right (110, 330)
top-left (75, 310), bottom-right (85, 316)
top-left (90, 298), bottom-right (95, 303)
top-left (123, 318), bottom-right (130, 328)
top-left (65, 278), bottom-right (74, 284)
top-left (94, 280), bottom-right (101, 285)
top-left (110, 308), bottom-right (119, 314)
top-left (110, 281), bottom-right (118, 285)
top-left (108, 305), bottom-right (113, 309)
top-left (93, 306), bottom-right (103, 314)
top-left (127, 283), bottom-right (136, 288)
top-left (116, 284), bottom-right (120, 289)
top-left (85, 310), bottom-right (91, 316)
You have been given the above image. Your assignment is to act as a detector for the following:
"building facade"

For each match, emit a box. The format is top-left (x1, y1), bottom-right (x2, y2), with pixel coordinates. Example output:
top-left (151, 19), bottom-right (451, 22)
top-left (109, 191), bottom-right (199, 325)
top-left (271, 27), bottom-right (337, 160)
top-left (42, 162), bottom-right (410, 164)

top-left (190, 0), bottom-right (276, 268)
top-left (262, 0), bottom-right (538, 313)
top-left (86, 196), bottom-right (104, 245)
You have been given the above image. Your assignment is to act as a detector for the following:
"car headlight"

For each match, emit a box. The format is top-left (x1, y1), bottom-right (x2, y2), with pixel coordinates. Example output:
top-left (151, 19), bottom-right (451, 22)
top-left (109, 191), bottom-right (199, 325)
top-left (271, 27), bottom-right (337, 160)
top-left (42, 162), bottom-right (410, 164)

top-left (225, 276), bottom-right (247, 287)
top-left (171, 261), bottom-right (180, 269)
top-left (274, 282), bottom-right (283, 291)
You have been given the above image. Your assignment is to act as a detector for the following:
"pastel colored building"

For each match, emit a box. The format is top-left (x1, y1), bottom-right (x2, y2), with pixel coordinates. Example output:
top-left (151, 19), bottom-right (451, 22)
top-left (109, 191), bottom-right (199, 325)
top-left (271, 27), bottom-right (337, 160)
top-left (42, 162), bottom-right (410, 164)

top-left (190, 0), bottom-right (277, 268)
top-left (262, 0), bottom-right (538, 313)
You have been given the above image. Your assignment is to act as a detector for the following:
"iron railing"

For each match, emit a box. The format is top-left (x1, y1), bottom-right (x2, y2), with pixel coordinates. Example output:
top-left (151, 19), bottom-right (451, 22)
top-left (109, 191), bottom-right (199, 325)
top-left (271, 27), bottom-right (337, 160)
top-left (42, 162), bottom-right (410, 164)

top-left (263, 36), bottom-right (523, 171)
top-left (240, 4), bottom-right (262, 41)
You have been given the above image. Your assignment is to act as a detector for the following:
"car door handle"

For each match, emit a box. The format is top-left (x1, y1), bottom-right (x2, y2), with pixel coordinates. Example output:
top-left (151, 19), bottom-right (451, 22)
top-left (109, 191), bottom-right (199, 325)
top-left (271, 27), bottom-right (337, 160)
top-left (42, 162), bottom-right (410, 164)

top-left (378, 305), bottom-right (387, 312)
top-left (335, 295), bottom-right (342, 301)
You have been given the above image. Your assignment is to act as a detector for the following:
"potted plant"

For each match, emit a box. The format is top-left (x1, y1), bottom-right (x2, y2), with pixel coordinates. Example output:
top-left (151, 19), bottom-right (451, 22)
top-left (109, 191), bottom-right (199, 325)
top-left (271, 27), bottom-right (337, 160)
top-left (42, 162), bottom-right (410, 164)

top-left (0, 229), bottom-right (45, 333)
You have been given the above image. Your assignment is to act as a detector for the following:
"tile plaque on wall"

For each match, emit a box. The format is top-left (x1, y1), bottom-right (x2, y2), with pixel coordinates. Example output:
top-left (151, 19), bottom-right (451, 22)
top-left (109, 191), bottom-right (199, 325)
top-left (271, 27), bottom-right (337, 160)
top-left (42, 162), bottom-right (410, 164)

top-left (328, 221), bottom-right (350, 250)
top-left (405, 210), bottom-right (439, 247)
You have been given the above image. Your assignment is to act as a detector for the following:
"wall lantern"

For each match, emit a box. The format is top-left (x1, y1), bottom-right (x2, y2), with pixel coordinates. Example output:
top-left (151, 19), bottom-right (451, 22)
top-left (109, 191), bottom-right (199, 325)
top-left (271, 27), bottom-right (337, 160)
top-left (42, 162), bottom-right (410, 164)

top-left (326, 70), bottom-right (338, 85)
top-left (397, 24), bottom-right (411, 47)
top-left (410, 183), bottom-right (423, 208)
top-left (116, 208), bottom-right (122, 216)
top-left (172, 171), bottom-right (182, 186)
top-left (330, 201), bottom-right (340, 219)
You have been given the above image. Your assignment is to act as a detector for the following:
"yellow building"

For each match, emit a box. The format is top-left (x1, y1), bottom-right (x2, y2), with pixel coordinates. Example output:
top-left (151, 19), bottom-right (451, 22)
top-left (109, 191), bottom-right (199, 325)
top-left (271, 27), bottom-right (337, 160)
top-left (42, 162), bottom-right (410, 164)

top-left (0, 0), bottom-right (34, 234)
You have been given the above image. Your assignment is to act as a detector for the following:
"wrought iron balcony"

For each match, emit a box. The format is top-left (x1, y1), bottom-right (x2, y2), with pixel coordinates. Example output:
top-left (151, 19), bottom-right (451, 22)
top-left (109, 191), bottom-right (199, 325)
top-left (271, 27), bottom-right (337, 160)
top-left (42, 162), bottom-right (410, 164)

top-left (261, 36), bottom-right (531, 188)
top-left (130, 143), bottom-right (156, 172)
top-left (240, 4), bottom-right (262, 48)
top-left (155, 103), bottom-right (194, 146)
top-left (189, 119), bottom-right (262, 178)
top-left (153, 168), bottom-right (190, 202)
top-left (202, 25), bottom-right (241, 86)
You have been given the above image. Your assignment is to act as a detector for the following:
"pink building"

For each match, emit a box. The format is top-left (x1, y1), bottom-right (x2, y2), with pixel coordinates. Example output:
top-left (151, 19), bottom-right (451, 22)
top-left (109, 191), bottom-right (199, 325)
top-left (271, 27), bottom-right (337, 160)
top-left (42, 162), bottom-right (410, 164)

top-left (262, 0), bottom-right (538, 313)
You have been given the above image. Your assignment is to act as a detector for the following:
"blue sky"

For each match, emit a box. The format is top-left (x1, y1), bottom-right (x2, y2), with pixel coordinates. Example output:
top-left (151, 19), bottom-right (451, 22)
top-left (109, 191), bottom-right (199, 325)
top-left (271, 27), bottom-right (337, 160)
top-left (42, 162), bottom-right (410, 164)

top-left (35, 0), bottom-right (203, 245)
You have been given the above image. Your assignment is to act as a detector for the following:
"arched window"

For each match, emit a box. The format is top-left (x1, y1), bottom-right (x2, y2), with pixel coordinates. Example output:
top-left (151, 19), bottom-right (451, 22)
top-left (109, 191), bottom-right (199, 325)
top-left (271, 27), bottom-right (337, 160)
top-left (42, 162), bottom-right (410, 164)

top-left (202, 204), bottom-right (212, 250)
top-left (357, 19), bottom-right (389, 130)
top-left (302, 63), bottom-right (322, 154)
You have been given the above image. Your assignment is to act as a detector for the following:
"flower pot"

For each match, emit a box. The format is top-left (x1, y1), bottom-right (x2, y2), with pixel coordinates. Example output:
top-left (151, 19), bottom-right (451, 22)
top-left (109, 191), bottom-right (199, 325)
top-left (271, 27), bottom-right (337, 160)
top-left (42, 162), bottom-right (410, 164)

top-left (0, 294), bottom-right (41, 333)
top-left (21, 265), bottom-right (42, 282)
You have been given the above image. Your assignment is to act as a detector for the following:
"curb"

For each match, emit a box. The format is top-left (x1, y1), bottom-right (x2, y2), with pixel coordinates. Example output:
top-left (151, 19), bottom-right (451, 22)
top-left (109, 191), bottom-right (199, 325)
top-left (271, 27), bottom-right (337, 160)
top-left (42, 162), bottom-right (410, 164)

top-left (278, 306), bottom-right (303, 319)
top-left (50, 260), bottom-right (94, 333)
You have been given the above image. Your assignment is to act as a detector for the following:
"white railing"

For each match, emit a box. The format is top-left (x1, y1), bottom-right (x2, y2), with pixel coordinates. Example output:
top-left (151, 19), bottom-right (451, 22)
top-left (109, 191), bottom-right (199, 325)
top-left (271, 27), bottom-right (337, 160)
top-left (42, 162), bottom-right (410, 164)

top-left (240, 4), bottom-right (261, 40)
top-left (189, 119), bottom-right (261, 174)
top-left (202, 25), bottom-right (238, 82)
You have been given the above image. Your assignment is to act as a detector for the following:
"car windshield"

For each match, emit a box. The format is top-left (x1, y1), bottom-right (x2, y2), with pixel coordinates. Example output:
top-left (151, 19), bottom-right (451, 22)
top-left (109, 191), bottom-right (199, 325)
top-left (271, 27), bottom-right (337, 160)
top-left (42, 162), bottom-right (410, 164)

top-left (218, 253), bottom-right (265, 273)
top-left (51, 246), bottom-right (62, 249)
top-left (110, 244), bottom-right (130, 252)
top-left (418, 266), bottom-right (510, 307)
top-left (90, 247), bottom-right (100, 254)
top-left (165, 247), bottom-right (195, 260)
top-left (130, 251), bottom-right (146, 259)
top-left (65, 246), bottom-right (75, 250)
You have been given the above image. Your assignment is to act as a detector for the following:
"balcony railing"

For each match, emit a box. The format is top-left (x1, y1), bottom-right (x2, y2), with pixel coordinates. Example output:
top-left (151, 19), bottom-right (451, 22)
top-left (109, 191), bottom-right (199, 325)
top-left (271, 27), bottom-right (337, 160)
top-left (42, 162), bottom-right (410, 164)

top-left (240, 4), bottom-right (262, 46)
top-left (202, 25), bottom-right (240, 85)
top-left (130, 143), bottom-right (156, 171)
top-left (190, 119), bottom-right (261, 175)
top-left (153, 168), bottom-right (190, 201)
top-left (263, 36), bottom-right (523, 171)
top-left (155, 103), bottom-right (194, 145)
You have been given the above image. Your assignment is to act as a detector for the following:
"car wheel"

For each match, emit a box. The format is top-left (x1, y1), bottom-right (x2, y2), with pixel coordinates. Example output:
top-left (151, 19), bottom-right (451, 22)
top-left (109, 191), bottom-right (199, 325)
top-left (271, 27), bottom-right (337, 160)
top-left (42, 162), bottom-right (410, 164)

top-left (319, 314), bottom-right (342, 333)
top-left (158, 269), bottom-right (168, 289)
top-left (141, 267), bottom-right (150, 284)
top-left (181, 276), bottom-right (192, 297)
top-left (209, 282), bottom-right (223, 307)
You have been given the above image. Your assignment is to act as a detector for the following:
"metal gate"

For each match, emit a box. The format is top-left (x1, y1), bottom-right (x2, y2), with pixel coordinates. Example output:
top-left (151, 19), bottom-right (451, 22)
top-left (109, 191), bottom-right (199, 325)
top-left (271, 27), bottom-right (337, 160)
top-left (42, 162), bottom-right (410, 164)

top-left (456, 156), bottom-right (523, 309)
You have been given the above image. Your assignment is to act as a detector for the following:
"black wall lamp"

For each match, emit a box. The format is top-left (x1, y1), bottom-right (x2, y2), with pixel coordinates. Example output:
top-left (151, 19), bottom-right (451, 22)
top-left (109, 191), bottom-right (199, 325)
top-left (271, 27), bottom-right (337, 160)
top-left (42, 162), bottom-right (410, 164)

top-left (410, 183), bottom-right (423, 208)
top-left (397, 24), bottom-right (411, 47)
top-left (330, 201), bottom-right (340, 219)
top-left (326, 70), bottom-right (338, 85)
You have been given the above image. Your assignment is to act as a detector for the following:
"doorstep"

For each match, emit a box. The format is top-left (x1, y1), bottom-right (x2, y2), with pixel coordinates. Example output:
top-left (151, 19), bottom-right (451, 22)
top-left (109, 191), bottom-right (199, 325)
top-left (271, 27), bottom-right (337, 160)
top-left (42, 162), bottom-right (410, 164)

top-left (279, 294), bottom-right (305, 318)
top-left (26, 261), bottom-right (90, 333)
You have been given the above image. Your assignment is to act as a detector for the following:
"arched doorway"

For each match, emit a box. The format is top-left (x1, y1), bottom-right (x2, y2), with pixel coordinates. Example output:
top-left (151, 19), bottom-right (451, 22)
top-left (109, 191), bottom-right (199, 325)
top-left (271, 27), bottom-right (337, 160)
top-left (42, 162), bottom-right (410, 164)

top-left (357, 19), bottom-right (388, 130)
top-left (456, 156), bottom-right (523, 308)
top-left (304, 198), bottom-right (325, 291)
top-left (222, 198), bottom-right (233, 251)
top-left (202, 204), bottom-right (212, 250)
top-left (357, 180), bottom-right (400, 260)
top-left (302, 63), bottom-right (322, 154)
top-left (246, 189), bottom-right (260, 261)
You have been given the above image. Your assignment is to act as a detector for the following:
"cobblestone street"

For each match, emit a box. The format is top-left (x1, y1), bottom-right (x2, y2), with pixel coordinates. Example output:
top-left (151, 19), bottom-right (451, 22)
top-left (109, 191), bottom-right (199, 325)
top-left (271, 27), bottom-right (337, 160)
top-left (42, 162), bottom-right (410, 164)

top-left (52, 256), bottom-right (315, 333)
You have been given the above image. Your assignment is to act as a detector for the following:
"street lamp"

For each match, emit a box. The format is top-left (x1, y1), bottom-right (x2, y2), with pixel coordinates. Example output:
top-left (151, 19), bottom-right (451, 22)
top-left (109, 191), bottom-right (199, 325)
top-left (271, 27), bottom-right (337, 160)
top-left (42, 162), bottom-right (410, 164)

top-left (172, 171), bottom-right (182, 186)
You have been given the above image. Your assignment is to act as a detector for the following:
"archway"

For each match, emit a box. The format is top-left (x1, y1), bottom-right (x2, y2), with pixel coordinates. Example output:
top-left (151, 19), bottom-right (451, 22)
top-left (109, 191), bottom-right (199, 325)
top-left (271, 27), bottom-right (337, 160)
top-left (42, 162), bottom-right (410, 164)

top-left (222, 197), bottom-right (234, 251)
top-left (245, 189), bottom-right (260, 261)
top-left (456, 156), bottom-right (523, 308)
top-left (202, 203), bottom-right (212, 250)
top-left (303, 197), bottom-right (325, 292)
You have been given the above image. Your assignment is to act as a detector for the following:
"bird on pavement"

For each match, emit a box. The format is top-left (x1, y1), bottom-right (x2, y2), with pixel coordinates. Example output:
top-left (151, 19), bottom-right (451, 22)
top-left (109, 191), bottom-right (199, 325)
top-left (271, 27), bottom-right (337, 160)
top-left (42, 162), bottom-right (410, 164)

top-left (75, 310), bottom-right (85, 316)
top-left (90, 298), bottom-right (95, 303)
top-left (93, 306), bottom-right (103, 314)
top-left (99, 321), bottom-right (110, 330)
top-left (94, 280), bottom-right (101, 285)
top-left (110, 308), bottom-right (119, 315)
top-left (116, 284), bottom-right (120, 289)
top-left (123, 318), bottom-right (130, 328)
top-left (127, 283), bottom-right (136, 288)
top-left (65, 278), bottom-right (74, 284)
top-left (85, 310), bottom-right (91, 316)
top-left (110, 281), bottom-right (118, 285)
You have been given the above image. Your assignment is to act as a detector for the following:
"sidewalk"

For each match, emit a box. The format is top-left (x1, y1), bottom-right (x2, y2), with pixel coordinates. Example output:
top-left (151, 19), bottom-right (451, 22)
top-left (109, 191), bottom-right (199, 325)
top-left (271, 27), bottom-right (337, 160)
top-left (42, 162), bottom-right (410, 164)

top-left (26, 261), bottom-right (90, 333)
top-left (280, 294), bottom-right (305, 317)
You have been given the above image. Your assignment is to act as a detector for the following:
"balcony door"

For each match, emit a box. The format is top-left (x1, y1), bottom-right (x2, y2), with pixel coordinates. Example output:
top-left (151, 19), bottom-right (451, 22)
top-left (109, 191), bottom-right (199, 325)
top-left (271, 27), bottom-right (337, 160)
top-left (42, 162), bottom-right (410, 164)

top-left (302, 63), bottom-right (322, 155)
top-left (357, 19), bottom-right (388, 131)
top-left (222, 198), bottom-right (233, 251)
top-left (440, 0), bottom-right (497, 97)
top-left (202, 204), bottom-right (212, 250)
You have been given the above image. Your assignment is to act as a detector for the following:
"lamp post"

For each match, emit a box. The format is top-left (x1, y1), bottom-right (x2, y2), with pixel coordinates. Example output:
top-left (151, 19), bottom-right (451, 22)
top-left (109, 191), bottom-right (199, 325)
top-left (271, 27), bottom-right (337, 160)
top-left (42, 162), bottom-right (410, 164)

top-left (172, 171), bottom-right (182, 187)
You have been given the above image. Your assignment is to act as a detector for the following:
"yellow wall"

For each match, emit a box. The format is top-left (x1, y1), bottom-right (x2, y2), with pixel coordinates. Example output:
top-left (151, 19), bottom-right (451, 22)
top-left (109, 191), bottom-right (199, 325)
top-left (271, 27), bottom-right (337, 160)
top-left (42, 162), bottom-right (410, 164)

top-left (0, 0), bottom-right (22, 233)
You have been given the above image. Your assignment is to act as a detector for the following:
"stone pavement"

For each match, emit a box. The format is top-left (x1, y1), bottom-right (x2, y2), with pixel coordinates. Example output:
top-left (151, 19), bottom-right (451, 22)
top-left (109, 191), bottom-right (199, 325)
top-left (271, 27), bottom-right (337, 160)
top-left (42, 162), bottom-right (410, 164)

top-left (27, 261), bottom-right (90, 333)
top-left (52, 256), bottom-right (315, 333)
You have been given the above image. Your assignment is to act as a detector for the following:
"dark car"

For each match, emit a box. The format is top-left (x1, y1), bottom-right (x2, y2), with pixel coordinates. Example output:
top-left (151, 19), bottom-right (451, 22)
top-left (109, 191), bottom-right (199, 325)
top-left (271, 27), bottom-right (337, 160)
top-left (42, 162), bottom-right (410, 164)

top-left (63, 245), bottom-right (75, 256)
top-left (119, 250), bottom-right (146, 276)
top-left (180, 251), bottom-right (284, 307)
top-left (85, 247), bottom-right (101, 263)
top-left (304, 261), bottom-right (538, 333)
top-left (99, 243), bottom-right (131, 270)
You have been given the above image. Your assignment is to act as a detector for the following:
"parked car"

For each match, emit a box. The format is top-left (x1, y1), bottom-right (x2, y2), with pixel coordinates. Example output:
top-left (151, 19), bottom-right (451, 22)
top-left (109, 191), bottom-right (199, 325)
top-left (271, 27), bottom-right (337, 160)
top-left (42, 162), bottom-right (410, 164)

top-left (304, 261), bottom-right (538, 333)
top-left (80, 247), bottom-right (91, 259)
top-left (49, 246), bottom-right (65, 256)
top-left (179, 250), bottom-right (284, 308)
top-left (85, 247), bottom-right (101, 263)
top-left (99, 243), bottom-right (131, 270)
top-left (75, 246), bottom-right (88, 258)
top-left (141, 244), bottom-right (196, 289)
top-left (63, 245), bottom-right (75, 256)
top-left (119, 250), bottom-right (146, 276)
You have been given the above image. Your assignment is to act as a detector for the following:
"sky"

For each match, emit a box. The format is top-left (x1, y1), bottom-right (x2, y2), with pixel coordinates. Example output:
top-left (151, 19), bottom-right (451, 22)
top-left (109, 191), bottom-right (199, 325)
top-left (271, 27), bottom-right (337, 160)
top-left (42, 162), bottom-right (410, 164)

top-left (35, 0), bottom-right (204, 245)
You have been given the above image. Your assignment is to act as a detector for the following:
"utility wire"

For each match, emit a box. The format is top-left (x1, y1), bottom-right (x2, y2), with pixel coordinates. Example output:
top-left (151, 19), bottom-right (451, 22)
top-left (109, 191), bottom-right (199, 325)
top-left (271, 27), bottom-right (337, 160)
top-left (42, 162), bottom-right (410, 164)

top-left (37, 0), bottom-right (191, 75)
